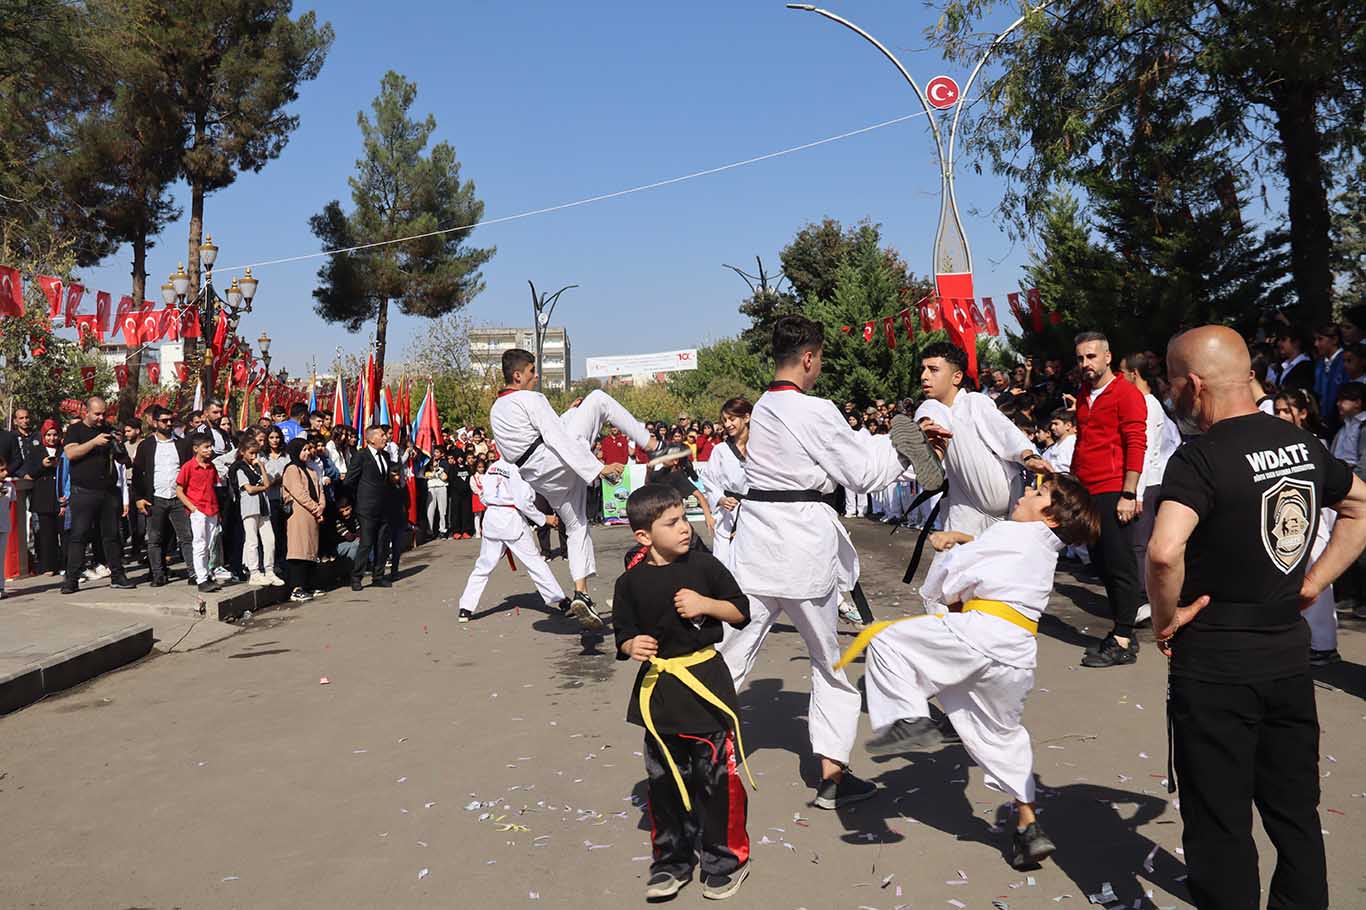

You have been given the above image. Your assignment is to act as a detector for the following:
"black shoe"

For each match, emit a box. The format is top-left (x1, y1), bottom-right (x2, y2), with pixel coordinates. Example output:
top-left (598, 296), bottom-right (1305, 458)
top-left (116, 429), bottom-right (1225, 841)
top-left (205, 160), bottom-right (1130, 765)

top-left (150, 576), bottom-right (168, 588)
top-left (351, 581), bottom-right (364, 592)
top-left (701, 862), bottom-right (750, 900)
top-left (1081, 635), bottom-right (1138, 668)
top-left (109, 577), bottom-right (137, 590)
top-left (812, 770), bottom-right (877, 810)
top-left (458, 609), bottom-right (474, 623)
top-left (1310, 648), bottom-right (1342, 667)
top-left (197, 581), bottom-right (220, 594)
top-left (1010, 822), bottom-right (1056, 869)
top-left (865, 718), bottom-right (943, 757)
top-left (60, 584), bottom-right (79, 595)
top-left (568, 592), bottom-right (605, 630)
top-left (374, 577), bottom-right (392, 588)
top-left (645, 870), bottom-right (690, 900)
top-left (557, 597), bottom-right (572, 616)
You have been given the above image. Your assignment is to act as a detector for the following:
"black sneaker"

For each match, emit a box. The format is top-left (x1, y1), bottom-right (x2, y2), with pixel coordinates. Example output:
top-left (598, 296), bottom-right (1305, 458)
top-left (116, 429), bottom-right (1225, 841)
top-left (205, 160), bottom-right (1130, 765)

top-left (568, 592), bottom-right (605, 630)
top-left (865, 718), bottom-right (944, 756)
top-left (645, 870), bottom-right (689, 900)
top-left (812, 771), bottom-right (877, 810)
top-left (374, 577), bottom-right (393, 588)
top-left (702, 862), bottom-right (750, 900)
top-left (557, 597), bottom-right (572, 616)
top-left (1081, 635), bottom-right (1138, 668)
top-left (149, 576), bottom-right (168, 588)
top-left (60, 584), bottom-right (79, 595)
top-left (1010, 822), bottom-right (1056, 869)
top-left (109, 577), bottom-right (137, 590)
top-left (458, 609), bottom-right (474, 623)
top-left (197, 580), bottom-right (220, 594)
top-left (1310, 648), bottom-right (1342, 667)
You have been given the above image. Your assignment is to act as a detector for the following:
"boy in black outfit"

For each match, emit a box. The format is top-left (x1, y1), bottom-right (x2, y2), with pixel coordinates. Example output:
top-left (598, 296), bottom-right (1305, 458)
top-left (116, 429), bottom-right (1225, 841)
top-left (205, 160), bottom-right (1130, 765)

top-left (614, 484), bottom-right (754, 902)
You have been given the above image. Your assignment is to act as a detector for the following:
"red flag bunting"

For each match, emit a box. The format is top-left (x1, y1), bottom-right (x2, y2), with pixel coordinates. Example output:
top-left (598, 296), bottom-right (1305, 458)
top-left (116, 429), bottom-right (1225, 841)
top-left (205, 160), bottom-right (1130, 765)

top-left (981, 297), bottom-right (1000, 336)
top-left (919, 296), bottom-right (943, 333)
top-left (882, 315), bottom-right (897, 349)
top-left (181, 308), bottom-right (201, 339)
top-left (158, 306), bottom-right (181, 341)
top-left (174, 361), bottom-right (188, 383)
top-left (36, 275), bottom-right (63, 318)
top-left (210, 312), bottom-right (228, 357)
top-left (95, 291), bottom-right (111, 335)
top-left (113, 295), bottom-right (134, 327)
top-left (232, 360), bottom-right (248, 385)
top-left (121, 314), bottom-right (140, 347)
top-left (140, 311), bottom-right (162, 344)
top-left (900, 307), bottom-right (915, 341)
top-left (967, 298), bottom-right (987, 333)
top-left (80, 366), bottom-right (97, 392)
top-left (73, 314), bottom-right (101, 346)
top-left (1026, 288), bottom-right (1044, 333)
top-left (862, 320), bottom-right (875, 343)
top-left (114, 364), bottom-right (129, 389)
top-left (146, 361), bottom-right (161, 385)
top-left (1006, 292), bottom-right (1027, 329)
top-left (0, 266), bottom-right (23, 316)
top-left (64, 283), bottom-right (84, 327)
top-left (840, 325), bottom-right (852, 334)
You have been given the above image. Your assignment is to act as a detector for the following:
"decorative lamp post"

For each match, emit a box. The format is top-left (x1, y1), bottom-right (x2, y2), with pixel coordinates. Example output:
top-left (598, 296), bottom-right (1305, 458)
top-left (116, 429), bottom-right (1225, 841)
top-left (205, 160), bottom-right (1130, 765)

top-left (164, 234), bottom-right (261, 401)
top-left (258, 331), bottom-right (272, 373)
top-left (527, 281), bottom-right (577, 392)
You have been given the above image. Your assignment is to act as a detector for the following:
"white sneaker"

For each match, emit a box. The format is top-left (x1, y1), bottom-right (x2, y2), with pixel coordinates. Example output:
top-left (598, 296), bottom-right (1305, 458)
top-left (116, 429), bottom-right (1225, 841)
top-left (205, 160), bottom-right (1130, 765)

top-left (265, 570), bottom-right (287, 587)
top-left (838, 599), bottom-right (865, 627)
top-left (82, 567), bottom-right (101, 581)
top-left (1134, 603), bottom-right (1152, 626)
top-left (94, 564), bottom-right (112, 579)
top-left (248, 572), bottom-right (271, 587)
top-left (212, 567), bottom-right (234, 582)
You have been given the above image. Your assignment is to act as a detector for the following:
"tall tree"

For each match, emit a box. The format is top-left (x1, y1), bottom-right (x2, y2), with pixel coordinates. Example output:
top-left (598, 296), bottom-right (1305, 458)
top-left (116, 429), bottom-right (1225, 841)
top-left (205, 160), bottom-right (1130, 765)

top-left (1330, 159), bottom-right (1366, 305)
top-left (145, 0), bottom-right (333, 377)
top-left (311, 71), bottom-right (495, 387)
top-left (934, 0), bottom-right (1366, 324)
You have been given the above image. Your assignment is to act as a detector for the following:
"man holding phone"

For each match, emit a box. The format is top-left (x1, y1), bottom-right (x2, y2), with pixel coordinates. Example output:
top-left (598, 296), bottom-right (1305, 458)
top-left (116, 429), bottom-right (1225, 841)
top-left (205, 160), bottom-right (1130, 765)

top-left (61, 396), bottom-right (135, 593)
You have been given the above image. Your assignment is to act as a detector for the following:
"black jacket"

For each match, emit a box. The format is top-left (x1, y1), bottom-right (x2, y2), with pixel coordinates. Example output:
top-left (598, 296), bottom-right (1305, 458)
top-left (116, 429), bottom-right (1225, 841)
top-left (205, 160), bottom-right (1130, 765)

top-left (131, 435), bottom-right (193, 501)
top-left (346, 446), bottom-right (405, 518)
top-left (0, 429), bottom-right (31, 474)
top-left (20, 445), bottom-right (62, 514)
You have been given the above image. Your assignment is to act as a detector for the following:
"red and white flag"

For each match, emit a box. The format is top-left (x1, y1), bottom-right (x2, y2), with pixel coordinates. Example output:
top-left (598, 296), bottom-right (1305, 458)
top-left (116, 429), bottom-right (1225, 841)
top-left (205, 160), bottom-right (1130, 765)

top-left (121, 314), bottom-right (140, 347)
top-left (899, 307), bottom-right (915, 342)
top-left (862, 320), bottom-right (875, 343)
top-left (113, 294), bottom-right (134, 327)
top-left (0, 266), bottom-right (23, 316)
top-left (980, 297), bottom-right (1000, 336)
top-left (146, 361), bottom-right (161, 385)
top-left (73, 314), bottom-right (101, 346)
top-left (174, 361), bottom-right (188, 383)
top-left (36, 275), bottom-right (64, 319)
top-left (158, 307), bottom-right (181, 341)
top-left (919, 296), bottom-right (943, 333)
top-left (1026, 288), bottom-right (1044, 333)
top-left (114, 364), bottom-right (129, 389)
top-left (1007, 292), bottom-right (1028, 329)
top-left (80, 366), bottom-right (97, 392)
top-left (967, 298), bottom-right (987, 333)
top-left (64, 283), bottom-right (84, 327)
top-left (95, 290), bottom-right (112, 335)
top-left (141, 311), bottom-right (163, 344)
top-left (882, 315), bottom-right (897, 349)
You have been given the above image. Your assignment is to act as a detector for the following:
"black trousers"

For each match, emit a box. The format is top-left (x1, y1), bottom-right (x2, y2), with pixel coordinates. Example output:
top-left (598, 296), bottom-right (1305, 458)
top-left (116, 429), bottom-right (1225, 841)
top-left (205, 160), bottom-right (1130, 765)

top-left (449, 490), bottom-right (474, 536)
top-left (216, 487), bottom-right (243, 574)
top-left (33, 511), bottom-right (62, 573)
top-left (287, 558), bottom-right (317, 593)
top-left (1169, 673), bottom-right (1326, 910)
top-left (64, 487), bottom-right (124, 586)
top-left (146, 496), bottom-right (195, 581)
top-left (644, 730), bottom-right (748, 879)
top-left (352, 511), bottom-right (398, 582)
top-left (1088, 491), bottom-right (1142, 638)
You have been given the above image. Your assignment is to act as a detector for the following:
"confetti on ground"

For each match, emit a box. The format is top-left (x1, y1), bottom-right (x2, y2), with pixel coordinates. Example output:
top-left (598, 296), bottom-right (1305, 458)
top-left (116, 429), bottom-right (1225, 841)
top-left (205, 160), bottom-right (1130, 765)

top-left (319, 677), bottom-right (330, 685)
top-left (418, 868), bottom-right (429, 880)
top-left (948, 901), bottom-right (966, 909)
top-left (1088, 881), bottom-right (1117, 904)
top-left (424, 802), bottom-right (437, 809)
top-left (396, 777), bottom-right (407, 784)
top-left (880, 873), bottom-right (894, 888)
top-left (352, 749), bottom-right (367, 754)
top-left (221, 875), bottom-right (239, 882)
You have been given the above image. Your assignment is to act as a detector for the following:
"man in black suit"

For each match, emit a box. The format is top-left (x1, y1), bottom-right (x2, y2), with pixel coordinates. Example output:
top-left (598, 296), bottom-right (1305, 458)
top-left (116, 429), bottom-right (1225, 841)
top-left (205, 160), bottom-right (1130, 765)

top-left (346, 424), bottom-right (404, 591)
top-left (0, 406), bottom-right (35, 474)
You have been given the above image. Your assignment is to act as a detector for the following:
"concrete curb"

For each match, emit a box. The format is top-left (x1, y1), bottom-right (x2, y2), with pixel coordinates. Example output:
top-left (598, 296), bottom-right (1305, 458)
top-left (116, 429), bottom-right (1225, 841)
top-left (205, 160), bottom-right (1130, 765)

top-left (0, 621), bottom-right (153, 715)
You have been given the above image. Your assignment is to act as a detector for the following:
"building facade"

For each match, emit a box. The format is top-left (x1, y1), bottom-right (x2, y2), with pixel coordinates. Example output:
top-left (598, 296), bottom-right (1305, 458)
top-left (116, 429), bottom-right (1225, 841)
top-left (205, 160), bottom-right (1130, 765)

top-left (468, 326), bottom-right (571, 391)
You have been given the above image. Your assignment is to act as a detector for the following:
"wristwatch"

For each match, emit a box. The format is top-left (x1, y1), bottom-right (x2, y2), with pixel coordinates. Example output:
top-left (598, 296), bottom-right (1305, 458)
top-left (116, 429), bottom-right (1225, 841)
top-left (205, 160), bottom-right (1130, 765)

top-left (1119, 491), bottom-right (1137, 501)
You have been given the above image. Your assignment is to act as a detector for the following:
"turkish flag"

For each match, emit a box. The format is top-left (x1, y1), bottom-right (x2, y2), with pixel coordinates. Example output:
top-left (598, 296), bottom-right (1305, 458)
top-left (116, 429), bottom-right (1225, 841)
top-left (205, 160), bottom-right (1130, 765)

top-left (181, 309), bottom-right (201, 339)
top-left (980, 297), bottom-right (1000, 336)
top-left (967, 298), bottom-right (987, 333)
top-left (1026, 288), bottom-right (1044, 333)
top-left (0, 266), bottom-right (23, 316)
top-left (210, 312), bottom-right (228, 357)
top-left (157, 307), bottom-right (180, 341)
top-left (862, 320), bottom-right (875, 343)
top-left (114, 364), bottom-right (129, 389)
top-left (141, 312), bottom-right (162, 344)
top-left (80, 366), bottom-right (97, 392)
top-left (1007, 292), bottom-right (1028, 329)
top-left (900, 307), bottom-right (915, 342)
top-left (121, 314), bottom-right (140, 347)
top-left (64, 284), bottom-right (84, 326)
top-left (174, 361), bottom-right (188, 382)
top-left (232, 359), bottom-right (248, 385)
top-left (113, 294), bottom-right (134, 326)
top-left (95, 290), bottom-right (112, 335)
top-left (36, 275), bottom-right (63, 318)
top-left (73, 314), bottom-right (101, 346)
top-left (882, 315), bottom-right (897, 349)
top-left (146, 362), bottom-right (161, 385)
top-left (919, 296), bottom-right (943, 333)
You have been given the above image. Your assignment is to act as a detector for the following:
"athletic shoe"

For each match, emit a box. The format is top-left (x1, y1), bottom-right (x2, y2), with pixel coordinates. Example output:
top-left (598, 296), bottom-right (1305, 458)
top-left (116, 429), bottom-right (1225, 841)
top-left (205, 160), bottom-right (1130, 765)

top-left (1335, 597), bottom-right (1357, 616)
top-left (265, 571), bottom-right (287, 587)
top-left (645, 870), bottom-right (689, 900)
top-left (458, 609), bottom-right (474, 623)
top-left (93, 564), bottom-right (112, 579)
top-left (1081, 635), bottom-right (1139, 668)
top-left (308, 590), bottom-right (326, 599)
top-left (1354, 603), bottom-right (1366, 621)
top-left (1134, 602), bottom-right (1152, 626)
top-left (569, 592), bottom-right (606, 630)
top-left (837, 599), bottom-right (865, 627)
top-left (1010, 822), bottom-right (1056, 869)
top-left (557, 597), bottom-right (573, 616)
top-left (149, 576), bottom-right (168, 588)
top-left (375, 577), bottom-right (393, 588)
top-left (108, 576), bottom-right (137, 590)
top-left (248, 572), bottom-right (271, 587)
top-left (289, 588), bottom-right (313, 603)
top-left (812, 771), bottom-right (877, 810)
top-left (197, 580), bottom-right (220, 594)
top-left (212, 567), bottom-right (234, 583)
top-left (351, 581), bottom-right (364, 592)
top-left (59, 584), bottom-right (79, 595)
top-left (1310, 648), bottom-right (1342, 667)
top-left (702, 862), bottom-right (749, 900)
top-left (82, 566), bottom-right (103, 582)
top-left (864, 718), bottom-right (943, 756)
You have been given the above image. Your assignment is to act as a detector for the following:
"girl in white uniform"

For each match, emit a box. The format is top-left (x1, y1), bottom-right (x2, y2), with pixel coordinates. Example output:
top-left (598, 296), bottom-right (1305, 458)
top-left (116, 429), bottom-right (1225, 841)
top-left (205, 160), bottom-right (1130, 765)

top-left (698, 397), bottom-right (750, 572)
top-left (456, 457), bottom-right (568, 623)
top-left (842, 474), bottom-right (1100, 869)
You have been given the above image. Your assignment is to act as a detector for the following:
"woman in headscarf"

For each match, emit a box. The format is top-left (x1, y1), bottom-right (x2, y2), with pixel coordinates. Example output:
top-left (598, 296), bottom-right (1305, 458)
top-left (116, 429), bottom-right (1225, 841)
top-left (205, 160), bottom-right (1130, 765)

top-left (280, 436), bottom-right (325, 602)
top-left (21, 419), bottom-right (64, 575)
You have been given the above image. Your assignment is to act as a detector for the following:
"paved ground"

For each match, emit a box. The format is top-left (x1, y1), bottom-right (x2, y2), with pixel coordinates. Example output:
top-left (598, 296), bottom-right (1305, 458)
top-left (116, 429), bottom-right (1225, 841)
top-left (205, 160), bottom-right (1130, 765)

top-left (1, 520), bottom-right (1363, 909)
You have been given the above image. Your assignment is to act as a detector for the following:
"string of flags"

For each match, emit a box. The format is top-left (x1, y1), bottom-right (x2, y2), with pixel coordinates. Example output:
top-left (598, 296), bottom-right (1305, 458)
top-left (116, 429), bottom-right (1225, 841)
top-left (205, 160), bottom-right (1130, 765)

top-left (838, 288), bottom-right (1058, 347)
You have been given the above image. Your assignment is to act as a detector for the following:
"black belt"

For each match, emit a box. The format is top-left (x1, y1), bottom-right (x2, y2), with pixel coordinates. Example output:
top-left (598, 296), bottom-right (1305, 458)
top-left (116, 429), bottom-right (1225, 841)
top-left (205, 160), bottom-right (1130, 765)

top-left (723, 489), bottom-right (745, 500)
top-left (744, 488), bottom-right (838, 509)
top-left (514, 436), bottom-right (543, 468)
top-left (899, 482), bottom-right (947, 584)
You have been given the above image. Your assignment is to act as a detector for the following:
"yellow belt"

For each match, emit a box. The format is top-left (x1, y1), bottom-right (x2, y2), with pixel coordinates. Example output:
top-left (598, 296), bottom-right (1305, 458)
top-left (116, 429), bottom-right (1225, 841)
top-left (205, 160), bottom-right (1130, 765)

top-left (639, 646), bottom-right (757, 812)
top-left (833, 599), bottom-right (1036, 671)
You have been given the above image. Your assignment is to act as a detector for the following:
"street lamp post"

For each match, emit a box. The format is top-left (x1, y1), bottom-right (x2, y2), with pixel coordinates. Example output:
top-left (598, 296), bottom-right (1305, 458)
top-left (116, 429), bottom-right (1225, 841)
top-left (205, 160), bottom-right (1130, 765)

top-left (527, 281), bottom-right (577, 393)
top-left (258, 331), bottom-right (272, 374)
top-left (164, 233), bottom-right (260, 403)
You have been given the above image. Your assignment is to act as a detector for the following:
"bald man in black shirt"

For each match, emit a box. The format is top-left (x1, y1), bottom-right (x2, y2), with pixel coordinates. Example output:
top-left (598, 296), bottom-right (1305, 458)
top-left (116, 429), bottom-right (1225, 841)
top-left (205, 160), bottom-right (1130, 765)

top-left (1148, 326), bottom-right (1366, 910)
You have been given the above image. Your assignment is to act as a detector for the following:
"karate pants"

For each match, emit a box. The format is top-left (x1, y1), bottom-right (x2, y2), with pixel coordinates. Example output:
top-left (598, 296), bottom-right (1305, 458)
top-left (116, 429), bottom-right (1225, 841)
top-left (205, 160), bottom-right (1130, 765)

top-left (843, 488), bottom-right (867, 517)
top-left (864, 616), bottom-right (1036, 804)
top-left (1303, 514), bottom-right (1337, 652)
top-left (718, 590), bottom-right (862, 764)
top-left (644, 730), bottom-right (749, 879)
top-left (1169, 673), bottom-right (1326, 910)
top-left (529, 390), bottom-right (650, 582)
top-left (457, 528), bottom-right (565, 615)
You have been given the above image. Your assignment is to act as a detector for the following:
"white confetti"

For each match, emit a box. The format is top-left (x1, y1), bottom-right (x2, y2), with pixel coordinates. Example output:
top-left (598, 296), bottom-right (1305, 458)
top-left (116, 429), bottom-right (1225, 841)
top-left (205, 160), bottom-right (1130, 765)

top-left (221, 875), bottom-right (239, 882)
top-left (418, 868), bottom-right (429, 880)
top-left (397, 777), bottom-right (407, 784)
top-left (949, 901), bottom-right (966, 909)
top-left (424, 802), bottom-right (437, 809)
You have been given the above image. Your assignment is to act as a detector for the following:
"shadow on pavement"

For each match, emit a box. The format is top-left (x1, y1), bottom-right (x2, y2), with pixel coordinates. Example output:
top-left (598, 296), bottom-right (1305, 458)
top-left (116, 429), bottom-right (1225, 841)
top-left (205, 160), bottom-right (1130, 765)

top-left (1313, 658), bottom-right (1366, 700)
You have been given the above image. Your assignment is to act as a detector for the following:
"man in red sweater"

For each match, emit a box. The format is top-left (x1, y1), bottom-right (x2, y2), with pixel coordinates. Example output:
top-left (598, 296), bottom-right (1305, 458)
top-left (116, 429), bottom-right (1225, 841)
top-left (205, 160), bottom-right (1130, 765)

top-left (1073, 331), bottom-right (1149, 668)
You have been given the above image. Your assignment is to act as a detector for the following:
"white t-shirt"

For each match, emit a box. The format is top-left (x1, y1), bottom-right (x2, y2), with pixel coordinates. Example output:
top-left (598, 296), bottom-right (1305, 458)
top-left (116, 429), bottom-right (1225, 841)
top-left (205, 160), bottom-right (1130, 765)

top-left (152, 438), bottom-right (180, 499)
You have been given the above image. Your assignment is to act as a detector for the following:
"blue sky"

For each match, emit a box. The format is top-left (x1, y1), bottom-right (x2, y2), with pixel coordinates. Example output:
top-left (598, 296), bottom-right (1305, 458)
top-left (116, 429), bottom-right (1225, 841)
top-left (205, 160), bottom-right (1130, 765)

top-left (75, 0), bottom-right (1035, 377)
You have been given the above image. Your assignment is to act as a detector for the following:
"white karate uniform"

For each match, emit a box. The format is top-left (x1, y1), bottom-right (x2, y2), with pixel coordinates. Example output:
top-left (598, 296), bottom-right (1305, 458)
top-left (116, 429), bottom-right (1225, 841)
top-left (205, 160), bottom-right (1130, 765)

top-left (844, 426), bottom-right (873, 517)
top-left (698, 439), bottom-right (747, 572)
top-left (457, 458), bottom-right (565, 615)
top-left (490, 389), bottom-right (650, 582)
top-left (915, 391), bottom-right (1035, 613)
top-left (864, 520), bottom-right (1062, 804)
top-left (1042, 433), bottom-right (1075, 474)
top-left (720, 386), bottom-right (906, 764)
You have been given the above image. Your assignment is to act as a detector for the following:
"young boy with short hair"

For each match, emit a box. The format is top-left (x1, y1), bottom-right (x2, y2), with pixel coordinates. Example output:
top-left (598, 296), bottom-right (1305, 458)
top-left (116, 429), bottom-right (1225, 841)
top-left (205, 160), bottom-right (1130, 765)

top-left (1330, 383), bottom-right (1366, 467)
top-left (840, 473), bottom-right (1100, 870)
top-left (176, 432), bottom-right (222, 594)
top-left (614, 484), bottom-right (754, 901)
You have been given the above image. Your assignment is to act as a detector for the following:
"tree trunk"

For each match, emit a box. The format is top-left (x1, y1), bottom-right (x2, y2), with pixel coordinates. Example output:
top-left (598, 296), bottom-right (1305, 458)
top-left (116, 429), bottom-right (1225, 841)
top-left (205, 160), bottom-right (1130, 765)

top-left (119, 233), bottom-right (147, 422)
top-left (374, 296), bottom-right (389, 393)
top-left (1271, 82), bottom-right (1334, 325)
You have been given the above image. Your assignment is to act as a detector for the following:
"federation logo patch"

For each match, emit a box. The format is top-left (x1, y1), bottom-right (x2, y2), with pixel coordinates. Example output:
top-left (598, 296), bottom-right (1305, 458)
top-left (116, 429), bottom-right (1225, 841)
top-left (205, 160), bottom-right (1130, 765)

top-left (1260, 476), bottom-right (1316, 575)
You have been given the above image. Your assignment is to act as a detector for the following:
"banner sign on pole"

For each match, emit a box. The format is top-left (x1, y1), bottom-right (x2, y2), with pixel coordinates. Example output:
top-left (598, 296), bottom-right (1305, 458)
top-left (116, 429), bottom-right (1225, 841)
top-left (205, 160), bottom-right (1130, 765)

top-left (584, 349), bottom-right (698, 379)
